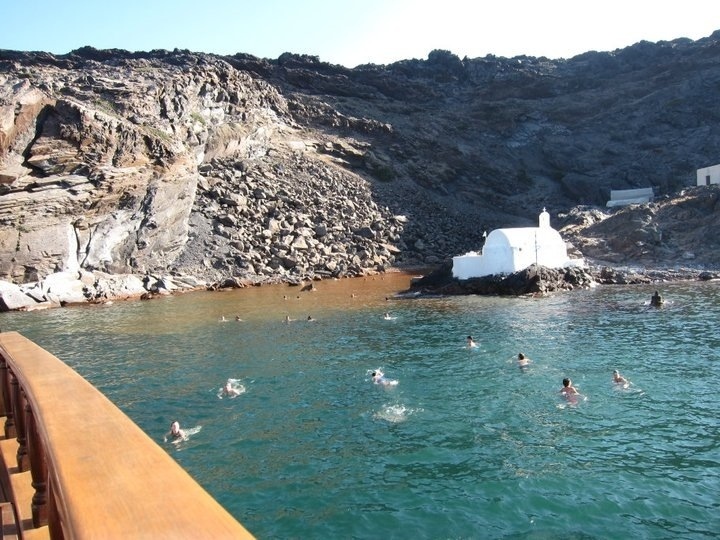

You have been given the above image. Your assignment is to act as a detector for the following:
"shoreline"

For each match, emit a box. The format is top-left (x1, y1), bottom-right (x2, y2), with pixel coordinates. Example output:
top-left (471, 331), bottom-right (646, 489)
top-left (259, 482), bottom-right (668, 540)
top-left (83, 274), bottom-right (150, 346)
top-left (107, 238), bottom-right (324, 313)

top-left (0, 265), bottom-right (423, 313)
top-left (1, 261), bottom-right (719, 313)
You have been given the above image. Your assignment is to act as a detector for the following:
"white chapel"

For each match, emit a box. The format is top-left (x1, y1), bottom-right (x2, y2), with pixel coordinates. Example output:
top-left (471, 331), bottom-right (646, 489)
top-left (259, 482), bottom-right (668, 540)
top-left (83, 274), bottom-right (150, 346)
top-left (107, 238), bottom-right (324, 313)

top-left (452, 209), bottom-right (583, 280)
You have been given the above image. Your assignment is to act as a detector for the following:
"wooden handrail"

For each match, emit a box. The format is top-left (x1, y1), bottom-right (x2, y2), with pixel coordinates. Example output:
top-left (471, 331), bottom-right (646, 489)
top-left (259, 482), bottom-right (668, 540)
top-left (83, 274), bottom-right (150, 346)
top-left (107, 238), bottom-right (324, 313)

top-left (0, 331), bottom-right (254, 539)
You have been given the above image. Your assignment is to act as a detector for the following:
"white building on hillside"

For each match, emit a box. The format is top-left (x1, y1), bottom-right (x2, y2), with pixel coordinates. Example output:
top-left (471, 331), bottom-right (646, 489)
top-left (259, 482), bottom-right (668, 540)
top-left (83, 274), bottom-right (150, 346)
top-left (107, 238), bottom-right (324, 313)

top-left (452, 209), bottom-right (583, 279)
top-left (696, 164), bottom-right (720, 186)
top-left (606, 187), bottom-right (654, 207)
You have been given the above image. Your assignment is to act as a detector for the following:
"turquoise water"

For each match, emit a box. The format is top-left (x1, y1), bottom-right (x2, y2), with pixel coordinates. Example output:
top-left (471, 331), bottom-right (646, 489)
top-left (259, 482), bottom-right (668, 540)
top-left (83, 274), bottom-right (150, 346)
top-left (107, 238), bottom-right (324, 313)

top-left (2, 275), bottom-right (719, 539)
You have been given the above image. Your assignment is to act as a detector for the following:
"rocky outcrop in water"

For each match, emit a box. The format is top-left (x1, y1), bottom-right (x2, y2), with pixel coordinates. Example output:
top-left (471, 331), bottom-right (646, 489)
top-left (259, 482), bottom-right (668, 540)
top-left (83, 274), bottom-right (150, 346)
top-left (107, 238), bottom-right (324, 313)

top-left (2, 34), bottom-right (720, 309)
top-left (406, 260), bottom-right (720, 297)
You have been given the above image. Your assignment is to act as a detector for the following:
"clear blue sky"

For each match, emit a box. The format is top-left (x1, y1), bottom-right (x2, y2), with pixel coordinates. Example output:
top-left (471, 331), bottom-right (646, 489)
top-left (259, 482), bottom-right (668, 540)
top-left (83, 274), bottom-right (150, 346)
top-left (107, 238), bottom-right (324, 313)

top-left (3, 0), bottom-right (719, 67)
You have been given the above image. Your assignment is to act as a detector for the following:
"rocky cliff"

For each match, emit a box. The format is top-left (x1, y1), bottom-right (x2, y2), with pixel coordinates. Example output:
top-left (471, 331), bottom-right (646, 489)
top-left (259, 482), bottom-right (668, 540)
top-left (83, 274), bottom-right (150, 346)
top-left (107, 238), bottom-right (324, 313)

top-left (1, 33), bottom-right (720, 307)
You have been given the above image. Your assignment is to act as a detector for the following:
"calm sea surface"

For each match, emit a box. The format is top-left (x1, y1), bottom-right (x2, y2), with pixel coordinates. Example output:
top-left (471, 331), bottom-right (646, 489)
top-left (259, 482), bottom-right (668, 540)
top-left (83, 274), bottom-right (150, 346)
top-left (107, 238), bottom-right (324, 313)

top-left (1, 274), bottom-right (719, 539)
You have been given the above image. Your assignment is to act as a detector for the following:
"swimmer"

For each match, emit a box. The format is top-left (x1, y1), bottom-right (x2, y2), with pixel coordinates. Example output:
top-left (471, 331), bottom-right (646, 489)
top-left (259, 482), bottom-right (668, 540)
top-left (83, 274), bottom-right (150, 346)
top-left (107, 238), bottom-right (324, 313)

top-left (306, 315), bottom-right (315, 321)
top-left (164, 420), bottom-right (185, 442)
top-left (612, 370), bottom-right (628, 385)
top-left (650, 290), bottom-right (664, 307)
top-left (517, 353), bottom-right (531, 370)
top-left (222, 380), bottom-right (242, 397)
top-left (560, 377), bottom-right (581, 403)
top-left (371, 370), bottom-right (398, 386)
top-left (235, 315), bottom-right (243, 322)
top-left (284, 315), bottom-right (294, 323)
top-left (219, 315), bottom-right (227, 322)
top-left (466, 335), bottom-right (478, 348)
top-left (383, 312), bottom-right (396, 320)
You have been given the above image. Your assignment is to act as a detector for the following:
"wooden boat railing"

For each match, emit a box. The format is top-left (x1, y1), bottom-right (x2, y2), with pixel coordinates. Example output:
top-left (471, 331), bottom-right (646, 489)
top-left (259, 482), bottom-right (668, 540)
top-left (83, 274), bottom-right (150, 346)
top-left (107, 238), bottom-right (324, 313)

top-left (0, 331), bottom-right (254, 539)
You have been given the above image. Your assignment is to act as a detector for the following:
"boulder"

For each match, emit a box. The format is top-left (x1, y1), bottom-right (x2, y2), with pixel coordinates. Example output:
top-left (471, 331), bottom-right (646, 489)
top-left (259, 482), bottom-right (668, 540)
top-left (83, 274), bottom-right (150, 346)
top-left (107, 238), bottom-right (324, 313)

top-left (42, 271), bottom-right (94, 304)
top-left (0, 281), bottom-right (38, 311)
top-left (96, 274), bottom-right (148, 299)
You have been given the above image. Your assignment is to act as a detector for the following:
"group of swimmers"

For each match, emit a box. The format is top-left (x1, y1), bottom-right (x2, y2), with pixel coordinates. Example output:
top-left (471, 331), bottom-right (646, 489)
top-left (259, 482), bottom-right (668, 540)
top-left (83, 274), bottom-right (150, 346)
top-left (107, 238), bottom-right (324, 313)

top-left (559, 369), bottom-right (631, 404)
top-left (219, 315), bottom-right (244, 322)
top-left (285, 315), bottom-right (316, 322)
top-left (165, 364), bottom-right (633, 442)
top-left (197, 298), bottom-right (644, 440)
top-left (468, 341), bottom-right (629, 405)
top-left (165, 378), bottom-right (246, 441)
top-left (285, 309), bottom-right (395, 324)
top-left (223, 313), bottom-right (322, 323)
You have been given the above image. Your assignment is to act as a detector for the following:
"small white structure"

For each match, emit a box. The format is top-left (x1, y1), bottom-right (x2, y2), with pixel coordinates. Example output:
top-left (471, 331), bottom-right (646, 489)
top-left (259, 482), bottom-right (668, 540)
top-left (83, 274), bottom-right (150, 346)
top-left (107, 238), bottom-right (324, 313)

top-left (696, 164), bottom-right (720, 186)
top-left (452, 209), bottom-right (582, 279)
top-left (606, 188), bottom-right (654, 208)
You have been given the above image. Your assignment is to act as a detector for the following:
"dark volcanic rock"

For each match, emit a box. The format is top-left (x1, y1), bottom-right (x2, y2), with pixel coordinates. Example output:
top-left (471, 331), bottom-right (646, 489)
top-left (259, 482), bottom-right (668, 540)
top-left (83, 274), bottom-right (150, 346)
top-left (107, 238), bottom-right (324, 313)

top-left (407, 261), bottom-right (597, 296)
top-left (559, 185), bottom-right (720, 269)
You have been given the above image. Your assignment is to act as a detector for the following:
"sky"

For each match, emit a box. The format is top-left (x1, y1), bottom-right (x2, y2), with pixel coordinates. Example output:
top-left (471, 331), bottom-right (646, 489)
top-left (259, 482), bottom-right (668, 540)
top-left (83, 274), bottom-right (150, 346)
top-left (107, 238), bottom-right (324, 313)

top-left (2, 0), bottom-right (719, 67)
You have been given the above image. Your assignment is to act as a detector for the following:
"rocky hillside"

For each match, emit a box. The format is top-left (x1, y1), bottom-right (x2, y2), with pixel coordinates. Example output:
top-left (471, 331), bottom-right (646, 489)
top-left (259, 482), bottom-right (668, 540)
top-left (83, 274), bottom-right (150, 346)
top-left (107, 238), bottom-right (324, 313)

top-left (1, 32), bottom-right (720, 296)
top-left (559, 185), bottom-right (720, 268)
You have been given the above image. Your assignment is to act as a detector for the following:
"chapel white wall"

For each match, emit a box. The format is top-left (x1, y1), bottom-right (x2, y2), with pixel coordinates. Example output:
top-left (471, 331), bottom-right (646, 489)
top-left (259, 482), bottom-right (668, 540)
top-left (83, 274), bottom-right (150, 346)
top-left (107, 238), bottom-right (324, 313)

top-left (696, 164), bottom-right (720, 186)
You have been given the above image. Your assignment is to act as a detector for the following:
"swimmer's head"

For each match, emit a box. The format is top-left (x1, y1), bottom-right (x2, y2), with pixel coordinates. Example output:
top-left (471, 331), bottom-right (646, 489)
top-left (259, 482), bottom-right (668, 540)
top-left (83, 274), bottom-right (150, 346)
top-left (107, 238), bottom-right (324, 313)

top-left (467, 335), bottom-right (473, 340)
top-left (518, 353), bottom-right (525, 359)
top-left (562, 378), bottom-right (570, 387)
top-left (612, 370), bottom-right (619, 375)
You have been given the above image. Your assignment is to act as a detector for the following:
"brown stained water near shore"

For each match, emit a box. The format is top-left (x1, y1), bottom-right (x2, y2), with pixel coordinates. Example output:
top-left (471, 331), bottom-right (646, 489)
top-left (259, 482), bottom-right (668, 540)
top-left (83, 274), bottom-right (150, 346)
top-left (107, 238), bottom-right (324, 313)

top-left (95, 272), bottom-right (417, 335)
